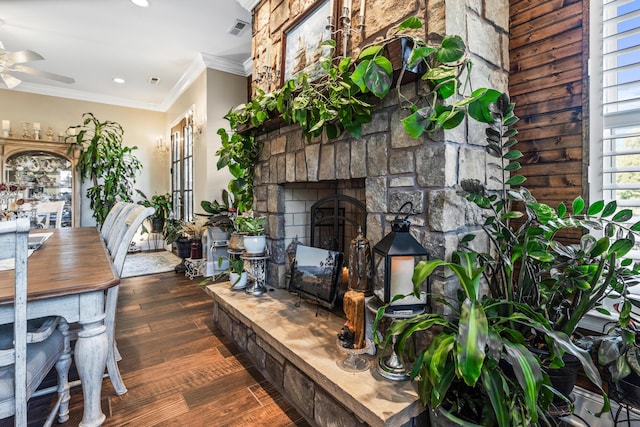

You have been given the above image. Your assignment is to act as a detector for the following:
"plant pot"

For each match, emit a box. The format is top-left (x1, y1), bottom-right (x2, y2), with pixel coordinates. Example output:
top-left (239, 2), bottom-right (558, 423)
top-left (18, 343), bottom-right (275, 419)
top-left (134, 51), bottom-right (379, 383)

top-left (174, 237), bottom-right (192, 273)
top-left (243, 235), bottom-right (266, 255)
top-left (618, 370), bottom-right (640, 405)
top-left (228, 232), bottom-right (246, 252)
top-left (151, 217), bottom-right (164, 233)
top-left (190, 239), bottom-right (203, 259)
top-left (229, 271), bottom-right (248, 290)
top-left (529, 346), bottom-right (580, 402)
top-left (207, 226), bottom-right (230, 243)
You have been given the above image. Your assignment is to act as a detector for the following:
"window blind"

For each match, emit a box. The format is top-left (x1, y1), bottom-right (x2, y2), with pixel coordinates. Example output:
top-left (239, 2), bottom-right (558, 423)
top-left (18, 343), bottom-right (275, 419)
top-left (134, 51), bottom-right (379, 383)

top-left (601, 0), bottom-right (640, 212)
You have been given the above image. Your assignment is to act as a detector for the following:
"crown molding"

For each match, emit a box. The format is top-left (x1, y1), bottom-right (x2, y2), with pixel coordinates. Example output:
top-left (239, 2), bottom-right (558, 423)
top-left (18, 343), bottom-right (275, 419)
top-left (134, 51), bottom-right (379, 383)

top-left (236, 0), bottom-right (260, 11)
top-left (201, 53), bottom-right (250, 77)
top-left (7, 82), bottom-right (166, 112)
top-left (157, 56), bottom-right (206, 111)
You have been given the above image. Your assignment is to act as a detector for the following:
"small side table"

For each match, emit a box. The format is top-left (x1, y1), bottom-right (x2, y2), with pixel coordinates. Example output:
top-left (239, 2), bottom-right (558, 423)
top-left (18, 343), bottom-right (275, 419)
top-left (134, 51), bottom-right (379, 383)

top-left (184, 257), bottom-right (207, 280)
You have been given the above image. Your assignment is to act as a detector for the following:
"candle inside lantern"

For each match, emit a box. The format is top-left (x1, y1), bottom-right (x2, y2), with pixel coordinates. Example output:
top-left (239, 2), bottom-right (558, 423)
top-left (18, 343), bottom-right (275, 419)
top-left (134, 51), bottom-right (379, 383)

top-left (389, 256), bottom-right (414, 299)
top-left (360, 0), bottom-right (365, 17)
top-left (33, 122), bottom-right (40, 131)
top-left (342, 266), bottom-right (349, 285)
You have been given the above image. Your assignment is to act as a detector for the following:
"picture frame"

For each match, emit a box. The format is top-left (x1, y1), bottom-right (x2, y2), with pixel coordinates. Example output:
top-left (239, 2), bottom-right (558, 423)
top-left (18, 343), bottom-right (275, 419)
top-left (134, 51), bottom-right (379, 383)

top-left (281, 0), bottom-right (336, 85)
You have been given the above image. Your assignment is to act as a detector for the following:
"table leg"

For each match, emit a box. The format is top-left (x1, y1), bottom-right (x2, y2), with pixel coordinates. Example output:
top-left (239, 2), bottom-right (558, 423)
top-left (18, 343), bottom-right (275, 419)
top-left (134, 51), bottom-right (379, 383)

top-left (75, 317), bottom-right (108, 427)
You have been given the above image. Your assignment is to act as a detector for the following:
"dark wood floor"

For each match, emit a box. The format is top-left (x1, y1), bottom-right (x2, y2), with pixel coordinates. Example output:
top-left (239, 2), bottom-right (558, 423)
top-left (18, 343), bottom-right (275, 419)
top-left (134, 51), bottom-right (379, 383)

top-left (15, 272), bottom-right (309, 426)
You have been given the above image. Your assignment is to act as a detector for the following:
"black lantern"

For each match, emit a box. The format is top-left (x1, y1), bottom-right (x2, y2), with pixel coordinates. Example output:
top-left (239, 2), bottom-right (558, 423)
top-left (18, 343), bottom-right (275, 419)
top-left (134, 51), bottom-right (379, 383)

top-left (373, 202), bottom-right (429, 316)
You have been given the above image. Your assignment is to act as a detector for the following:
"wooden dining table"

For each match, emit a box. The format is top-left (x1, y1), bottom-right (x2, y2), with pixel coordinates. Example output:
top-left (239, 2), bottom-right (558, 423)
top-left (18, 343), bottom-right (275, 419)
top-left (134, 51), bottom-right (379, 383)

top-left (0, 227), bottom-right (119, 427)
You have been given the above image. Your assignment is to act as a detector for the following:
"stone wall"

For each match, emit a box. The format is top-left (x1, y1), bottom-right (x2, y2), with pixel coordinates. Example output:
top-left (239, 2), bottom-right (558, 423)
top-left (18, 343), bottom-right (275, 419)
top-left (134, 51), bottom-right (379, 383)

top-left (249, 0), bottom-right (510, 313)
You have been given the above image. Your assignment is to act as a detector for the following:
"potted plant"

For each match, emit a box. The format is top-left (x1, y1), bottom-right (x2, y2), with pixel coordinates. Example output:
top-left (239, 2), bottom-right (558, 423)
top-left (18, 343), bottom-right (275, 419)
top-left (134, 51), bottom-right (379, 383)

top-left (233, 214), bottom-right (266, 254)
top-left (180, 219), bottom-right (207, 259)
top-left (200, 190), bottom-right (235, 241)
top-left (136, 190), bottom-right (172, 233)
top-left (370, 91), bottom-right (640, 424)
top-left (164, 218), bottom-right (190, 272)
top-left (220, 256), bottom-right (247, 290)
top-left (66, 112), bottom-right (143, 226)
top-left (375, 251), bottom-right (604, 426)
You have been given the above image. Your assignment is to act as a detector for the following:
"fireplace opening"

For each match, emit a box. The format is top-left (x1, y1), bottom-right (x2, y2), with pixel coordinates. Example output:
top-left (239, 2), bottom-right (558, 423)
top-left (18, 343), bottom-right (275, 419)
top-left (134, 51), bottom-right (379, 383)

top-left (283, 179), bottom-right (366, 308)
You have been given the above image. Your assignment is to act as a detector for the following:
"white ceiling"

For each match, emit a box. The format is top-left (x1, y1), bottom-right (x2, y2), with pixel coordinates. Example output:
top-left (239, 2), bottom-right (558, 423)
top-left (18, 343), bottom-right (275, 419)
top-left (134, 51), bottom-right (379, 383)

top-left (0, 0), bottom-right (255, 112)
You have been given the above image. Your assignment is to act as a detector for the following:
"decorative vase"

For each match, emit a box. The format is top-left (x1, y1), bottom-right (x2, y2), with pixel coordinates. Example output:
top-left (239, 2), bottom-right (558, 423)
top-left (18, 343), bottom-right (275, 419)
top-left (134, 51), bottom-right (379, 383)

top-left (174, 237), bottom-right (192, 273)
top-left (190, 239), bottom-right (203, 259)
top-left (228, 232), bottom-right (246, 252)
top-left (529, 346), bottom-right (580, 403)
top-left (151, 217), bottom-right (164, 233)
top-left (229, 271), bottom-right (248, 289)
top-left (243, 235), bottom-right (266, 255)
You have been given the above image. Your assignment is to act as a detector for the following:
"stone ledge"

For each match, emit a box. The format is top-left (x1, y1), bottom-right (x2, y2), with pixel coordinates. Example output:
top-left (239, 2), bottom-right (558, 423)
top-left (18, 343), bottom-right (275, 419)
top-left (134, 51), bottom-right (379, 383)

top-left (204, 282), bottom-right (425, 427)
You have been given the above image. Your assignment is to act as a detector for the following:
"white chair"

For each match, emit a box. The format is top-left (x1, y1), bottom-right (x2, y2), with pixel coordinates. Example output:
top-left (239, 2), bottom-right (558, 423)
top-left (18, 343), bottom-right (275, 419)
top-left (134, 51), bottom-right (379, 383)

top-left (105, 203), bottom-right (137, 255)
top-left (100, 201), bottom-right (127, 242)
top-left (35, 201), bottom-right (65, 229)
top-left (0, 217), bottom-right (71, 426)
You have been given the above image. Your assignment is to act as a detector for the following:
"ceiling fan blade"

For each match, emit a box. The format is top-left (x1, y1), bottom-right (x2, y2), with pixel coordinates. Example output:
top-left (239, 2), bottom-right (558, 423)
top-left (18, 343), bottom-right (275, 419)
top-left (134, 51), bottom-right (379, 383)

top-left (4, 49), bottom-right (44, 64)
top-left (11, 64), bottom-right (75, 84)
top-left (1, 72), bottom-right (22, 89)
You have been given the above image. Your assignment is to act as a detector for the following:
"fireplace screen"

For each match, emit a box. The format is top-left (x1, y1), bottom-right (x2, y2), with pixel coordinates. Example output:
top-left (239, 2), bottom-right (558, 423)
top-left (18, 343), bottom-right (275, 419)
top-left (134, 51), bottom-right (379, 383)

top-left (310, 194), bottom-right (366, 253)
top-left (290, 245), bottom-right (343, 308)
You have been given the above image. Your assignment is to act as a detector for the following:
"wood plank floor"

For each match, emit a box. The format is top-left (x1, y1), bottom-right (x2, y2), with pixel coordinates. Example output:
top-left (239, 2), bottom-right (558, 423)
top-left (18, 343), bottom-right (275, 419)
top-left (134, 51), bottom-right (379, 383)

top-left (10, 272), bottom-right (310, 427)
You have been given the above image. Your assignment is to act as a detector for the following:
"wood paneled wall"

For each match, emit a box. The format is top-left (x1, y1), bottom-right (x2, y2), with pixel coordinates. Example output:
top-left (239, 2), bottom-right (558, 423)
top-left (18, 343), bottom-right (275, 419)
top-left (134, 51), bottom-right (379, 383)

top-left (509, 0), bottom-right (589, 209)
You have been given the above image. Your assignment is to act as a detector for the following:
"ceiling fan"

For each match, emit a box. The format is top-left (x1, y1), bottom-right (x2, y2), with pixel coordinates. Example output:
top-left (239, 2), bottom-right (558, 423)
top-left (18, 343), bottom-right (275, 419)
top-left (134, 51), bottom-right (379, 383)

top-left (0, 41), bottom-right (75, 89)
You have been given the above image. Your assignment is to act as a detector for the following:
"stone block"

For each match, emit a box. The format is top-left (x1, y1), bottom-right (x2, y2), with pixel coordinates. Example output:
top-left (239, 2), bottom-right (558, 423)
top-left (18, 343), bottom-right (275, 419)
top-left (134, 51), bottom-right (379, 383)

top-left (295, 151), bottom-right (308, 182)
top-left (350, 139), bottom-right (367, 178)
top-left (391, 108), bottom-right (423, 149)
top-left (305, 144), bottom-right (320, 181)
top-left (283, 364), bottom-right (315, 421)
top-left (390, 190), bottom-right (424, 214)
top-left (314, 388), bottom-right (361, 427)
top-left (366, 177), bottom-right (388, 214)
top-left (389, 176), bottom-right (415, 187)
top-left (231, 321), bottom-right (248, 351)
top-left (335, 141), bottom-right (351, 180)
top-left (362, 110), bottom-right (390, 135)
top-left (467, 14), bottom-right (501, 68)
top-left (458, 145), bottom-right (487, 184)
top-left (389, 150), bottom-right (414, 174)
top-left (416, 143), bottom-right (458, 187)
top-left (425, 0), bottom-right (445, 36)
top-left (264, 352), bottom-right (285, 388)
top-left (286, 151), bottom-right (296, 182)
top-left (270, 0), bottom-right (289, 33)
top-left (366, 134), bottom-right (388, 177)
top-left (271, 134), bottom-right (287, 154)
top-left (287, 129), bottom-right (306, 152)
top-left (484, 0), bottom-right (509, 31)
top-left (267, 184), bottom-right (285, 214)
top-left (277, 154), bottom-right (287, 183)
top-left (428, 189), bottom-right (466, 232)
top-left (217, 309), bottom-right (232, 339)
top-left (319, 143), bottom-right (336, 181)
top-left (269, 156), bottom-right (278, 185)
top-left (258, 139), bottom-right (271, 162)
top-left (364, 2), bottom-right (418, 44)
top-left (247, 336), bottom-right (266, 371)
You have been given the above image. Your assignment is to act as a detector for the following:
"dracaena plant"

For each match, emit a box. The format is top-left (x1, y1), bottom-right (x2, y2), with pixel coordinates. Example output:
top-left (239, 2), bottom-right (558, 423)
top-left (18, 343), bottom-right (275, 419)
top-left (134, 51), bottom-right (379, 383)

top-left (374, 251), bottom-right (606, 426)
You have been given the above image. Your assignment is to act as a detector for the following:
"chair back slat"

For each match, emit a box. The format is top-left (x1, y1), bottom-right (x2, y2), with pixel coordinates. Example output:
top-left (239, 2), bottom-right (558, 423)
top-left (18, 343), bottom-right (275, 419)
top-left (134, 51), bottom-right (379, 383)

top-left (111, 205), bottom-right (155, 276)
top-left (36, 201), bottom-right (65, 229)
top-left (105, 203), bottom-right (137, 254)
top-left (0, 217), bottom-right (31, 425)
top-left (100, 202), bottom-right (126, 241)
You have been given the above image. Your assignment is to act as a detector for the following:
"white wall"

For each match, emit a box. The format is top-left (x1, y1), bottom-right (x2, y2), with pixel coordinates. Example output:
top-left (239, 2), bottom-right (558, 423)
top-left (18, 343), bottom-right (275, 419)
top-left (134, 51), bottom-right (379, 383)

top-left (0, 89), bottom-right (166, 226)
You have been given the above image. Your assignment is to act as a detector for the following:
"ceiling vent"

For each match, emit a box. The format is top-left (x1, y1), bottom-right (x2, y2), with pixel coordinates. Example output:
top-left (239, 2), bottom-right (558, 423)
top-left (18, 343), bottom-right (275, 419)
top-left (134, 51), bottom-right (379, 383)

top-left (227, 19), bottom-right (249, 36)
top-left (147, 76), bottom-right (160, 85)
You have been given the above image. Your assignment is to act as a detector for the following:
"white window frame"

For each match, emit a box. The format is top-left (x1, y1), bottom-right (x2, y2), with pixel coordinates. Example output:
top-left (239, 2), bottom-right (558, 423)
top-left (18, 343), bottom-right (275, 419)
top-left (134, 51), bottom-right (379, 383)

top-left (589, 0), bottom-right (640, 258)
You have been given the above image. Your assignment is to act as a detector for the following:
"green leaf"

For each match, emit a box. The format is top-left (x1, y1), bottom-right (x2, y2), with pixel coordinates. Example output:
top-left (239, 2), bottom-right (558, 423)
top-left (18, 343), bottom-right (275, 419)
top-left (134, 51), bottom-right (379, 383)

top-left (590, 237), bottom-right (610, 257)
top-left (397, 16), bottom-right (423, 30)
top-left (358, 45), bottom-right (383, 60)
top-left (609, 239), bottom-right (633, 257)
top-left (602, 200), bottom-right (618, 217)
top-left (557, 202), bottom-right (567, 218)
top-left (437, 35), bottom-right (466, 64)
top-left (613, 209), bottom-right (633, 222)
top-left (587, 200), bottom-right (604, 216)
top-left (350, 60), bottom-right (369, 92)
top-left (456, 299), bottom-right (488, 386)
top-left (503, 150), bottom-right (523, 160)
top-left (364, 60), bottom-right (392, 98)
top-left (401, 110), bottom-right (429, 139)
top-left (481, 368), bottom-right (509, 427)
top-left (572, 196), bottom-right (585, 215)
top-left (505, 175), bottom-right (526, 185)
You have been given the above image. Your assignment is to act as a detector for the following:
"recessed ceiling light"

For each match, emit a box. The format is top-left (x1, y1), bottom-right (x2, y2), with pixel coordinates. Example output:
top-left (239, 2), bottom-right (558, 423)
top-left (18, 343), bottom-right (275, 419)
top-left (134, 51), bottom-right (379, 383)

top-left (113, 77), bottom-right (125, 84)
top-left (130, 0), bottom-right (149, 7)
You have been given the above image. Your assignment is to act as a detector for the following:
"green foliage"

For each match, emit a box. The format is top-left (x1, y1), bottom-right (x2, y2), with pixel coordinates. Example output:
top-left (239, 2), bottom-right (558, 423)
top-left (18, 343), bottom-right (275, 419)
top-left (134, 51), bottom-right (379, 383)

top-left (233, 215), bottom-right (266, 235)
top-left (136, 190), bottom-right (172, 222)
top-left (67, 112), bottom-right (142, 226)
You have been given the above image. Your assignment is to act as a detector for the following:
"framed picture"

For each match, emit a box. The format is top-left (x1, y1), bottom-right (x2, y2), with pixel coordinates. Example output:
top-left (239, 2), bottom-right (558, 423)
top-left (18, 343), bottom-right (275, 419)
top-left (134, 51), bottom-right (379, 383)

top-left (281, 0), bottom-right (336, 84)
